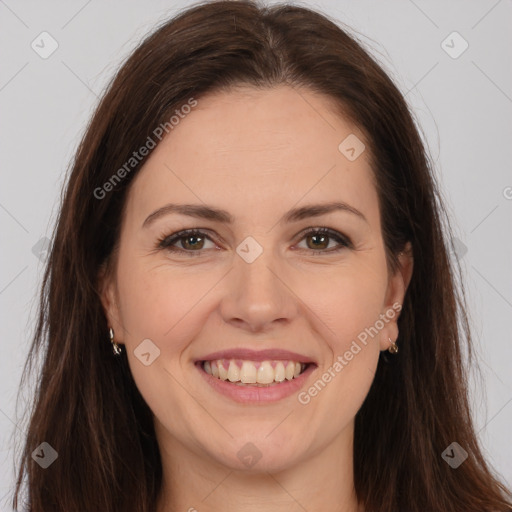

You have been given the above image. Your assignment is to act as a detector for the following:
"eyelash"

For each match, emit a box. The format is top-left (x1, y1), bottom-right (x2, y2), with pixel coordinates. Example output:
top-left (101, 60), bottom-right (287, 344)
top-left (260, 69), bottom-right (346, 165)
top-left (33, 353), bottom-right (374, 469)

top-left (155, 227), bottom-right (352, 257)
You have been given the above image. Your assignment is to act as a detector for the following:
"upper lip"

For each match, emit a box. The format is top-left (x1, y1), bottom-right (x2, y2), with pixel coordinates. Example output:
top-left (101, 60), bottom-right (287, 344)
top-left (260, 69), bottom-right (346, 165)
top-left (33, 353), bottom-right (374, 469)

top-left (196, 348), bottom-right (317, 364)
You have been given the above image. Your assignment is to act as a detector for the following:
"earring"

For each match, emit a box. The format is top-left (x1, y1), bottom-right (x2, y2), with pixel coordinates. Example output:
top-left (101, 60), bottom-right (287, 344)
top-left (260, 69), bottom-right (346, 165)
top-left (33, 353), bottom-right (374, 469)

top-left (109, 327), bottom-right (122, 356)
top-left (388, 337), bottom-right (398, 354)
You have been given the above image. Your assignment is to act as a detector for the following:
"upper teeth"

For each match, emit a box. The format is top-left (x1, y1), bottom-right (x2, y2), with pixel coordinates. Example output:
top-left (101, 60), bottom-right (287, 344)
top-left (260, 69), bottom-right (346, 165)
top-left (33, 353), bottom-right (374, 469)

top-left (203, 359), bottom-right (306, 384)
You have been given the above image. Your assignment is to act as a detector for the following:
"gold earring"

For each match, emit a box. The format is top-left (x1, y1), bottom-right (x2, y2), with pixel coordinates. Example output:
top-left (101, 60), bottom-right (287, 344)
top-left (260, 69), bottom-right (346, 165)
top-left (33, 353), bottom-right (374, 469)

top-left (110, 327), bottom-right (122, 356)
top-left (388, 337), bottom-right (398, 354)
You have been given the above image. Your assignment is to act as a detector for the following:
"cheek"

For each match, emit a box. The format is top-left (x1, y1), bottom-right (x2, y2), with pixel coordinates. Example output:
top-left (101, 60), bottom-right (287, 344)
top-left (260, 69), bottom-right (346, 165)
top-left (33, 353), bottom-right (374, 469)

top-left (305, 261), bottom-right (388, 345)
top-left (116, 255), bottom-right (210, 345)
top-left (115, 259), bottom-right (209, 427)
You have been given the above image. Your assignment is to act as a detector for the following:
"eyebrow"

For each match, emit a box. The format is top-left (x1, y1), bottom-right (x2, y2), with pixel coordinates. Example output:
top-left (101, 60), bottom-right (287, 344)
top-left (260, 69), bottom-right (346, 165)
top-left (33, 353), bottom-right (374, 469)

top-left (142, 201), bottom-right (368, 228)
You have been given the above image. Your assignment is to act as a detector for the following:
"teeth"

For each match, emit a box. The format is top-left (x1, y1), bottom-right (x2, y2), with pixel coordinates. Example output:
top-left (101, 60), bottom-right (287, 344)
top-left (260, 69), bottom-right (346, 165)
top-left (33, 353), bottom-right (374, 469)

top-left (218, 361), bottom-right (228, 380)
top-left (202, 359), bottom-right (308, 385)
top-left (274, 361), bottom-right (285, 382)
top-left (227, 361), bottom-right (240, 382)
top-left (257, 361), bottom-right (274, 384)
top-left (240, 361), bottom-right (257, 383)
top-left (285, 362), bottom-right (294, 380)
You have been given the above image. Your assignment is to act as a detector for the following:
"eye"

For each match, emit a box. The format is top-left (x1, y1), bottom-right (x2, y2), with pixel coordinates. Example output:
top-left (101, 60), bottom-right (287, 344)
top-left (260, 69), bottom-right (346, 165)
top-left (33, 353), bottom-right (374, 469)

top-left (155, 226), bottom-right (352, 257)
top-left (156, 229), bottom-right (217, 256)
top-left (294, 227), bottom-right (351, 254)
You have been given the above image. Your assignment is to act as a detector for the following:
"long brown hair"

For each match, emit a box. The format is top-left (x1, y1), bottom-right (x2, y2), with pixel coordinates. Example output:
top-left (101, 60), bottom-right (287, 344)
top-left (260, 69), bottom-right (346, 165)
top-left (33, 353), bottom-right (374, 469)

top-left (11, 1), bottom-right (512, 510)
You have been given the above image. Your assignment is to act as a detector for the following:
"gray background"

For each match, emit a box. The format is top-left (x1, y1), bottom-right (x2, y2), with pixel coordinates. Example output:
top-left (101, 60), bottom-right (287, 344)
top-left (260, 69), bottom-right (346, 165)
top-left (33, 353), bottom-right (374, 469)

top-left (1, 0), bottom-right (511, 506)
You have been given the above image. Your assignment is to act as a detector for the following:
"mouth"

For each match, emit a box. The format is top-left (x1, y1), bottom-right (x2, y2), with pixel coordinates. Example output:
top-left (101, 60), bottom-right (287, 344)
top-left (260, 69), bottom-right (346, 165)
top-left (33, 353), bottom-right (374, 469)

top-left (194, 356), bottom-right (318, 403)
top-left (198, 359), bottom-right (313, 386)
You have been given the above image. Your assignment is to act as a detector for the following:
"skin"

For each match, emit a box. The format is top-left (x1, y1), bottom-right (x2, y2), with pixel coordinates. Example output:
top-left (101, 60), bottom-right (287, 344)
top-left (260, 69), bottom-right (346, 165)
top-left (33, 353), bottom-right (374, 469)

top-left (99, 85), bottom-right (413, 512)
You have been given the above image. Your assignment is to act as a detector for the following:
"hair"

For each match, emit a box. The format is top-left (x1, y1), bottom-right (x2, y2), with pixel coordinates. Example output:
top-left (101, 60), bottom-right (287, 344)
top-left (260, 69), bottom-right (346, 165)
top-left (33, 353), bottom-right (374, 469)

top-left (11, 0), bottom-right (512, 511)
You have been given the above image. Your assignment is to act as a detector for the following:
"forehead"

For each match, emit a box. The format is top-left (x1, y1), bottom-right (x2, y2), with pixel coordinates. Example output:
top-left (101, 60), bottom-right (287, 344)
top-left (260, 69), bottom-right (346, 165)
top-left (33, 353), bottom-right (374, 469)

top-left (125, 85), bottom-right (379, 230)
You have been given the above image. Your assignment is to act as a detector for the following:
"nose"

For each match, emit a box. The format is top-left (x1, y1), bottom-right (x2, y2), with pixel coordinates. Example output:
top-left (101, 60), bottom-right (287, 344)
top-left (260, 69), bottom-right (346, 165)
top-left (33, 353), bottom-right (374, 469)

top-left (219, 247), bottom-right (298, 334)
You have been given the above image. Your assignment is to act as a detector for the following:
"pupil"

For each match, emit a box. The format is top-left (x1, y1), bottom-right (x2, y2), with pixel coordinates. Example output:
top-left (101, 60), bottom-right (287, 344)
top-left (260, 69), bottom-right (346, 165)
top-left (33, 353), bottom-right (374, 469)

top-left (309, 234), bottom-right (327, 249)
top-left (184, 235), bottom-right (203, 249)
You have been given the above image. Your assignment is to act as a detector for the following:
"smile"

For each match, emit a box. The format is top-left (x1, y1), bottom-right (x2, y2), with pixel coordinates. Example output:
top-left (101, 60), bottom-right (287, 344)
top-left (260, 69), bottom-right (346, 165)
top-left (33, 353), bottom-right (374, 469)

top-left (196, 359), bottom-right (317, 403)
top-left (202, 359), bottom-right (309, 386)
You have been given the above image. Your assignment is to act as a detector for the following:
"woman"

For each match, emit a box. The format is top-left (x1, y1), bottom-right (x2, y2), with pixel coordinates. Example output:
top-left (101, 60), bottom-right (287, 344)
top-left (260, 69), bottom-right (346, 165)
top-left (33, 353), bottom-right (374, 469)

top-left (11, 0), bottom-right (512, 511)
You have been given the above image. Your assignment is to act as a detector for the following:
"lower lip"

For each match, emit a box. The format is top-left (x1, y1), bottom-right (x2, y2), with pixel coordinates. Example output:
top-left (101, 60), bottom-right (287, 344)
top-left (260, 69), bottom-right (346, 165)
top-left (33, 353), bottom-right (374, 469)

top-left (195, 362), bottom-right (317, 403)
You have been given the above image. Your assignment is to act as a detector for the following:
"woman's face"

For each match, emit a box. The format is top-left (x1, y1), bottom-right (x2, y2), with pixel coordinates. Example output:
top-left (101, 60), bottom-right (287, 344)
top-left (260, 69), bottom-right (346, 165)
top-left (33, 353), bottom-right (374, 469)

top-left (100, 85), bottom-right (412, 473)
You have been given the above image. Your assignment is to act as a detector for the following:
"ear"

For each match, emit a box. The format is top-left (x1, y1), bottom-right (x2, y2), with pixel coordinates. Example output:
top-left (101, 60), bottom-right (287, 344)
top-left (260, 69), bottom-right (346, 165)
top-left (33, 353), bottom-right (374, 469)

top-left (97, 261), bottom-right (124, 345)
top-left (379, 241), bottom-right (413, 351)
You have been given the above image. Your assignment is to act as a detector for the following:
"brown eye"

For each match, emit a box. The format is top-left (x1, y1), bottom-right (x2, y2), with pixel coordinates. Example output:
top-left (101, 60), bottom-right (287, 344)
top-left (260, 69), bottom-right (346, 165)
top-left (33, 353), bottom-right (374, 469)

top-left (305, 232), bottom-right (330, 250)
top-left (156, 227), bottom-right (351, 257)
top-left (296, 227), bottom-right (351, 254)
top-left (180, 234), bottom-right (205, 250)
top-left (157, 229), bottom-right (216, 256)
